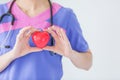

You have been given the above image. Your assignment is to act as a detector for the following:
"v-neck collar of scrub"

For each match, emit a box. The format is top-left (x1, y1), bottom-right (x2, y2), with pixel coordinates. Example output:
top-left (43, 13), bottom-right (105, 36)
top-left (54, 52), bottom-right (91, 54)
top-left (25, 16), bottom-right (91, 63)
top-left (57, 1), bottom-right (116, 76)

top-left (13, 2), bottom-right (53, 23)
top-left (14, 2), bottom-right (51, 21)
top-left (7, 1), bottom-right (61, 24)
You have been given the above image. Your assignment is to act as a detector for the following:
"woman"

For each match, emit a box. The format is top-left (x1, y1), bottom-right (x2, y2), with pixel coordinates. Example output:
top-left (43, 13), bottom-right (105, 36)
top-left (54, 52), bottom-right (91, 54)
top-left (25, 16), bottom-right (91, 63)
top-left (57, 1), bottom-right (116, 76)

top-left (0, 0), bottom-right (92, 80)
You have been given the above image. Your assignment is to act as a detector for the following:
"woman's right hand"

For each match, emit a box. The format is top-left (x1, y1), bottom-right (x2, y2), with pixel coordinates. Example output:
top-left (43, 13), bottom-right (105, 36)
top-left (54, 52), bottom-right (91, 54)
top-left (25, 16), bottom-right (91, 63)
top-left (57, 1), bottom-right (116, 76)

top-left (11, 27), bottom-right (42, 59)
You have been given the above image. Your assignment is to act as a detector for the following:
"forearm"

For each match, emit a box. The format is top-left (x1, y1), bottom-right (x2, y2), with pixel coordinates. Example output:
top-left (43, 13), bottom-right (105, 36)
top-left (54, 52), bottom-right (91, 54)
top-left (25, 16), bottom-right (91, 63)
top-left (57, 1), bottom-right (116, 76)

top-left (68, 50), bottom-right (92, 70)
top-left (0, 50), bottom-right (16, 72)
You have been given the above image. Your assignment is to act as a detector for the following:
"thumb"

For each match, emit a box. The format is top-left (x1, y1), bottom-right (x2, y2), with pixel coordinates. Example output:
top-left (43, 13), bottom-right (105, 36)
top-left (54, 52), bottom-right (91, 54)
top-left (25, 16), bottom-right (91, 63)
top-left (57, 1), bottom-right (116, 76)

top-left (43, 46), bottom-right (55, 52)
top-left (30, 47), bottom-right (43, 52)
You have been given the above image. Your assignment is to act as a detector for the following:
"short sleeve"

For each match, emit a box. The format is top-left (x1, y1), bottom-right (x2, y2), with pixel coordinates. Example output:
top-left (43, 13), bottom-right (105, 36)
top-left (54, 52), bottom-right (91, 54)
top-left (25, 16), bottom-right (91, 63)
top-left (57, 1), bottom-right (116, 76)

top-left (0, 4), bottom-right (8, 16)
top-left (66, 9), bottom-right (89, 52)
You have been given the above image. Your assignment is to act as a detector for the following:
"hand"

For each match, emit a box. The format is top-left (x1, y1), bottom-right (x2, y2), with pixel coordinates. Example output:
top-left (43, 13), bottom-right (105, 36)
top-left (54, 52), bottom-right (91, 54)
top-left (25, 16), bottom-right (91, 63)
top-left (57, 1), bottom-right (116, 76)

top-left (43, 26), bottom-right (73, 58)
top-left (12, 27), bottom-right (42, 59)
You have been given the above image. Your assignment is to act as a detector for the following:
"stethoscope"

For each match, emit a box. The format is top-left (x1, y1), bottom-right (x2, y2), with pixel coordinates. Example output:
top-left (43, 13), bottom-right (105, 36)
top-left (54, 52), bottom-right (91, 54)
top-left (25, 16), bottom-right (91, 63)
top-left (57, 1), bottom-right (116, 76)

top-left (0, 0), bottom-right (55, 55)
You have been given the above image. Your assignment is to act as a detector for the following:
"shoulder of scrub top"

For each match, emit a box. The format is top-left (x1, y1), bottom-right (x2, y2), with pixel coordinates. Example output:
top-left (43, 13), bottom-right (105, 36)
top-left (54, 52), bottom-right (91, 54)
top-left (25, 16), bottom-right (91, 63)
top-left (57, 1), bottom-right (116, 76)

top-left (0, 2), bottom-right (9, 16)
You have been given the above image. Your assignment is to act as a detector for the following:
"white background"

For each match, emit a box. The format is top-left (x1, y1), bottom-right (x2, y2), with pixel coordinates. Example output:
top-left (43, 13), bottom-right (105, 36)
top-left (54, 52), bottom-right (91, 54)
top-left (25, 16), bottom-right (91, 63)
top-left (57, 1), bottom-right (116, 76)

top-left (0, 0), bottom-right (120, 80)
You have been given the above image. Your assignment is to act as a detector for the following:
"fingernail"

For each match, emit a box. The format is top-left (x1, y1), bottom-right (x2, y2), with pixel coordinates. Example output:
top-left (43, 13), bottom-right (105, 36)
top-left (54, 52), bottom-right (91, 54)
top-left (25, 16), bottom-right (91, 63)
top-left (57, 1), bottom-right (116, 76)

top-left (48, 27), bottom-right (50, 30)
top-left (43, 29), bottom-right (47, 31)
top-left (52, 26), bottom-right (55, 28)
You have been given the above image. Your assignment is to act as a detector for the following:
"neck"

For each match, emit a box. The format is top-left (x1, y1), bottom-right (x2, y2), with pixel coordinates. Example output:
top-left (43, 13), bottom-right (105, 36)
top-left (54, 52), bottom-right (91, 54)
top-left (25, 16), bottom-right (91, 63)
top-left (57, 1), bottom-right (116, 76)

top-left (16, 0), bottom-right (49, 11)
top-left (15, 0), bottom-right (51, 17)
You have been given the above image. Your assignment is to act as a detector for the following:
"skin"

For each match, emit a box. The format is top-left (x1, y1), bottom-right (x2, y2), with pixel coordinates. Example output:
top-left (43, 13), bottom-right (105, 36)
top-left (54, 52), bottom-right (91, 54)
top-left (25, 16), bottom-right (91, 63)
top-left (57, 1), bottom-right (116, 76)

top-left (0, 0), bottom-right (92, 72)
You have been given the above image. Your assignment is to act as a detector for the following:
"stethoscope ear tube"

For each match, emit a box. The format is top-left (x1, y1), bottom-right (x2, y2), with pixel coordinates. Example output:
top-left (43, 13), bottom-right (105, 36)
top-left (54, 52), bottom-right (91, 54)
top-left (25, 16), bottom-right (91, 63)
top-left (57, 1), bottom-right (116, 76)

top-left (0, 25), bottom-right (13, 48)
top-left (0, 12), bottom-right (15, 25)
top-left (0, 13), bottom-right (14, 48)
top-left (0, 0), bottom-right (16, 25)
top-left (0, 1), bottom-right (16, 48)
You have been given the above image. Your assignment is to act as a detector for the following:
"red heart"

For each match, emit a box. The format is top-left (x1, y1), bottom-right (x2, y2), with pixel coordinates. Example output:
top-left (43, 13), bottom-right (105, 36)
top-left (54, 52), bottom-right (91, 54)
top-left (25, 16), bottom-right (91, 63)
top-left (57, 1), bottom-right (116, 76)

top-left (32, 31), bottom-right (50, 48)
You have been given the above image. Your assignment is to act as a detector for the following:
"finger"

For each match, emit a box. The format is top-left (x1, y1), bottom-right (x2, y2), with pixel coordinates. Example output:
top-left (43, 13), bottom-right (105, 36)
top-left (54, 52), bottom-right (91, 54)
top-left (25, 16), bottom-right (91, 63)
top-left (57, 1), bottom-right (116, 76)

top-left (51, 26), bottom-right (59, 35)
top-left (30, 47), bottom-right (43, 52)
top-left (51, 26), bottom-right (63, 38)
top-left (25, 28), bottom-right (38, 38)
top-left (60, 28), bottom-right (68, 41)
top-left (60, 28), bottom-right (71, 46)
top-left (17, 27), bottom-right (32, 38)
top-left (25, 29), bottom-right (40, 46)
top-left (23, 27), bottom-right (36, 36)
top-left (19, 26), bottom-right (32, 34)
top-left (47, 27), bottom-right (58, 41)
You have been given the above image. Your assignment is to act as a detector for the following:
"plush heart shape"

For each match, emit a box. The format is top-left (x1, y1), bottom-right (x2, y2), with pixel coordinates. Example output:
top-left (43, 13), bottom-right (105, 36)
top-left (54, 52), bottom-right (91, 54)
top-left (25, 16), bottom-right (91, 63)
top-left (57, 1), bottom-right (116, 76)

top-left (32, 31), bottom-right (50, 48)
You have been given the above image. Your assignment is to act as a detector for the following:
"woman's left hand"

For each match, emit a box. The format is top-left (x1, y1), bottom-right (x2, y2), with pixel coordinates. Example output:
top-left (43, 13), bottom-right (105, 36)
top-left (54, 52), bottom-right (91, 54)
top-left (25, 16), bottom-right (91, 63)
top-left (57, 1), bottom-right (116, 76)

top-left (43, 26), bottom-right (72, 58)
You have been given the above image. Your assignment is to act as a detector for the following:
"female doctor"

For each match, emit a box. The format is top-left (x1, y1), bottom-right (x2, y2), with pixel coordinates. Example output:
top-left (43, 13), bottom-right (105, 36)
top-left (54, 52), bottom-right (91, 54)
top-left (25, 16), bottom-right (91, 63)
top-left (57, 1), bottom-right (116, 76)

top-left (0, 0), bottom-right (92, 80)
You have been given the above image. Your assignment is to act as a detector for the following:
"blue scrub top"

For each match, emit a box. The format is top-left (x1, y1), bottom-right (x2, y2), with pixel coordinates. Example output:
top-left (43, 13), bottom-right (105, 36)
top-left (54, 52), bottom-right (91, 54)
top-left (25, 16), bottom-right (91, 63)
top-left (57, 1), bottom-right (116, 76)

top-left (0, 2), bottom-right (89, 80)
